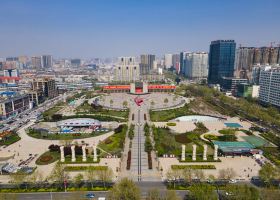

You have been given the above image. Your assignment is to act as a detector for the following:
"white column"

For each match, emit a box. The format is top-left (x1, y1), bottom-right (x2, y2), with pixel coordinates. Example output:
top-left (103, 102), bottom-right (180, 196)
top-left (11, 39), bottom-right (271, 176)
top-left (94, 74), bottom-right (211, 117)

top-left (93, 144), bottom-right (97, 162)
top-left (192, 144), bottom-right (197, 161)
top-left (71, 145), bottom-right (76, 162)
top-left (214, 144), bottom-right (218, 161)
top-left (203, 145), bottom-right (207, 161)
top-left (60, 146), bottom-right (65, 162)
top-left (82, 145), bottom-right (86, 162)
top-left (181, 145), bottom-right (186, 161)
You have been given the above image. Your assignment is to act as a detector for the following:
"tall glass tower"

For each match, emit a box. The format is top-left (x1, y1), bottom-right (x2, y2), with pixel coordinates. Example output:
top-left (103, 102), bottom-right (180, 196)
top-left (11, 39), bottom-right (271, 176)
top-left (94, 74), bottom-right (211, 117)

top-left (208, 40), bottom-right (236, 84)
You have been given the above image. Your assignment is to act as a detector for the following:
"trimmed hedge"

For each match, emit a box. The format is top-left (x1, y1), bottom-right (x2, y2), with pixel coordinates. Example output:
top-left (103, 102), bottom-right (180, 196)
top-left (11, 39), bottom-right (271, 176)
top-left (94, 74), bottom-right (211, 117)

top-left (64, 166), bottom-right (108, 171)
top-left (166, 122), bottom-right (176, 126)
top-left (171, 165), bottom-right (216, 170)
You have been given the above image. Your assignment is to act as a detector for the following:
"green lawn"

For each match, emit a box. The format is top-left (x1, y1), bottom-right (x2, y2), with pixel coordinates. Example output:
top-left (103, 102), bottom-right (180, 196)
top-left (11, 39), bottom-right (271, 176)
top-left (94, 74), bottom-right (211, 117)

top-left (98, 124), bottom-right (127, 157)
top-left (0, 134), bottom-right (21, 146)
top-left (150, 104), bottom-right (194, 122)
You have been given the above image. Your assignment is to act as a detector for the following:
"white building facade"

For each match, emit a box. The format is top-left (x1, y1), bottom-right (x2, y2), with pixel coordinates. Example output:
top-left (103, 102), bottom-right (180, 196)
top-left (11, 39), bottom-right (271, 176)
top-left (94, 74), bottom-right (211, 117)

top-left (114, 57), bottom-right (140, 82)
top-left (184, 52), bottom-right (208, 80)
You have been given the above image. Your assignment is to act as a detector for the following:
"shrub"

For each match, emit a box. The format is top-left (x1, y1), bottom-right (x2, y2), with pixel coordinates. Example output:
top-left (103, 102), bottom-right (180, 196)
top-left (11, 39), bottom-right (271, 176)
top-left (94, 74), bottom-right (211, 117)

top-left (175, 133), bottom-right (192, 143)
top-left (171, 165), bottom-right (216, 170)
top-left (105, 138), bottom-right (113, 144)
top-left (127, 150), bottom-right (131, 170)
top-left (48, 144), bottom-right (60, 152)
top-left (204, 134), bottom-right (218, 141)
top-left (166, 122), bottom-right (176, 126)
top-left (114, 125), bottom-right (124, 134)
top-left (148, 152), bottom-right (152, 169)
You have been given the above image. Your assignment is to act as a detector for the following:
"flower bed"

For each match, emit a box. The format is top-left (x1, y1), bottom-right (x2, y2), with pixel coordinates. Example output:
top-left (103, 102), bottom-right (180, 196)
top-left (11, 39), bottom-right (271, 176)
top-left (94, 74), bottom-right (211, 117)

top-left (171, 165), bottom-right (216, 170)
top-left (64, 166), bottom-right (108, 171)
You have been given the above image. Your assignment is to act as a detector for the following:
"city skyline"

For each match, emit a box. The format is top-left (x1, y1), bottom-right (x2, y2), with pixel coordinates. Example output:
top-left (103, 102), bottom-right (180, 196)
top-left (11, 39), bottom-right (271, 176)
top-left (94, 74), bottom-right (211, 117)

top-left (0, 0), bottom-right (280, 58)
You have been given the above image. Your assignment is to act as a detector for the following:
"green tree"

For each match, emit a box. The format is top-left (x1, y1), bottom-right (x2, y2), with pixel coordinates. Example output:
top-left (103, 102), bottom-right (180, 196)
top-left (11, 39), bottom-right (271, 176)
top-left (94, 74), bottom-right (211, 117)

top-left (164, 98), bottom-right (168, 104)
top-left (73, 173), bottom-right (84, 188)
top-left (188, 184), bottom-right (217, 200)
top-left (259, 163), bottom-right (279, 186)
top-left (9, 173), bottom-right (27, 189)
top-left (164, 190), bottom-right (181, 200)
top-left (123, 101), bottom-right (128, 108)
top-left (146, 188), bottom-right (160, 200)
top-left (145, 137), bottom-right (153, 153)
top-left (222, 184), bottom-right (259, 200)
top-left (107, 178), bottom-right (141, 200)
top-left (48, 163), bottom-right (69, 188)
top-left (182, 168), bottom-right (193, 183)
top-left (86, 166), bottom-right (96, 189)
top-left (166, 169), bottom-right (182, 189)
top-left (96, 168), bottom-right (113, 189)
top-left (110, 99), bottom-right (113, 105)
top-left (151, 101), bottom-right (155, 107)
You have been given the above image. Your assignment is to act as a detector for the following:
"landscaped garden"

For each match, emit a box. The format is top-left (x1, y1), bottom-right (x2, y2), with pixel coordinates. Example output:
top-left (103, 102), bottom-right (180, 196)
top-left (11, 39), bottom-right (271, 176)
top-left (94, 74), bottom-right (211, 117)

top-left (0, 132), bottom-right (21, 146)
top-left (152, 122), bottom-right (214, 160)
top-left (149, 104), bottom-right (194, 122)
top-left (98, 124), bottom-right (127, 157)
top-left (42, 101), bottom-right (65, 121)
top-left (36, 150), bottom-right (60, 165)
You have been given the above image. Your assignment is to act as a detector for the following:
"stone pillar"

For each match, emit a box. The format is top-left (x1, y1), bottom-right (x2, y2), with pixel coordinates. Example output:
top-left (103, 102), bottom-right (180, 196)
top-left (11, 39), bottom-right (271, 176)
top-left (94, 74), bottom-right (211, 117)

top-left (82, 145), bottom-right (86, 162)
top-left (93, 144), bottom-right (97, 162)
top-left (181, 145), bottom-right (186, 161)
top-left (214, 145), bottom-right (218, 161)
top-left (60, 146), bottom-right (65, 162)
top-left (71, 145), bottom-right (76, 162)
top-left (203, 145), bottom-right (207, 161)
top-left (192, 144), bottom-right (197, 161)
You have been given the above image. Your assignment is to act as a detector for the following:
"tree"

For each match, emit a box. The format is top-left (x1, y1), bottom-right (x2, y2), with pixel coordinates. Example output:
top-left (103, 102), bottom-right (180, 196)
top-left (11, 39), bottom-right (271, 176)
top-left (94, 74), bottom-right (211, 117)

top-left (164, 190), bottom-right (181, 200)
top-left (151, 101), bottom-right (155, 107)
top-left (86, 166), bottom-right (96, 189)
top-left (166, 169), bottom-right (182, 189)
top-left (182, 168), bottom-right (193, 183)
top-left (110, 99), bottom-right (113, 105)
top-left (96, 168), bottom-right (113, 189)
top-left (73, 173), bottom-right (84, 188)
top-left (9, 173), bottom-right (27, 189)
top-left (48, 163), bottom-right (69, 188)
top-left (164, 98), bottom-right (168, 104)
top-left (28, 170), bottom-right (44, 188)
top-left (193, 169), bottom-right (205, 181)
top-left (188, 184), bottom-right (217, 200)
top-left (218, 168), bottom-right (236, 180)
top-left (146, 188), bottom-right (160, 200)
top-left (259, 163), bottom-right (279, 186)
top-left (107, 178), bottom-right (141, 200)
top-left (123, 101), bottom-right (128, 108)
top-left (145, 137), bottom-right (153, 153)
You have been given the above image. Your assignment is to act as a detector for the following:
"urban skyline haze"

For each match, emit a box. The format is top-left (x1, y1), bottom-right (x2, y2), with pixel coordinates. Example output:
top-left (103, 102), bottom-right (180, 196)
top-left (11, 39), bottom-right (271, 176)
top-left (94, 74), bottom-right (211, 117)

top-left (0, 0), bottom-right (279, 58)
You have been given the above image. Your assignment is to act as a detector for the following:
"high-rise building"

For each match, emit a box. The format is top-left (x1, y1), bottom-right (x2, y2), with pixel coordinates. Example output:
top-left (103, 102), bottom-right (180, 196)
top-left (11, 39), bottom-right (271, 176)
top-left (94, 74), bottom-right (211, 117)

top-left (259, 66), bottom-right (280, 107)
top-left (180, 51), bottom-right (188, 75)
top-left (71, 59), bottom-right (81, 67)
top-left (41, 55), bottom-right (52, 68)
top-left (184, 52), bottom-right (208, 80)
top-left (208, 40), bottom-right (236, 84)
top-left (139, 54), bottom-right (155, 75)
top-left (114, 57), bottom-right (140, 82)
top-left (31, 56), bottom-right (42, 68)
top-left (235, 46), bottom-right (280, 81)
top-left (164, 54), bottom-right (173, 69)
top-left (172, 54), bottom-right (180, 73)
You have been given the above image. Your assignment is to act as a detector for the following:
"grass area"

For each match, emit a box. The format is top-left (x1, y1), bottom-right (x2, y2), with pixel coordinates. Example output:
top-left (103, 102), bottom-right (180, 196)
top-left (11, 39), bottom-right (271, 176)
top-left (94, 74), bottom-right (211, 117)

top-left (62, 155), bottom-right (100, 164)
top-left (171, 165), bottom-right (216, 170)
top-left (76, 100), bottom-right (129, 119)
top-left (149, 104), bottom-right (194, 122)
top-left (260, 147), bottom-right (280, 167)
top-left (64, 166), bottom-right (107, 171)
top-left (98, 124), bottom-right (127, 157)
top-left (35, 151), bottom-right (60, 165)
top-left (42, 101), bottom-right (65, 121)
top-left (0, 133), bottom-right (21, 146)
top-left (27, 128), bottom-right (108, 140)
top-left (0, 187), bottom-right (109, 193)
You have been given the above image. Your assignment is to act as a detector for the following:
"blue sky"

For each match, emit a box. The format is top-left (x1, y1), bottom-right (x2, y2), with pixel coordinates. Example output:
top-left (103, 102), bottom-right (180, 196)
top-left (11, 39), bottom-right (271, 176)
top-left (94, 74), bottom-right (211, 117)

top-left (0, 0), bottom-right (279, 58)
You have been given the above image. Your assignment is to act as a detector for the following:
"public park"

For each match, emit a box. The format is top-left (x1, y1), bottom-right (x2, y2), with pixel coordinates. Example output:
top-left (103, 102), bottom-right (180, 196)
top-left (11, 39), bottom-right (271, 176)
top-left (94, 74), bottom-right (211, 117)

top-left (0, 83), bottom-right (280, 200)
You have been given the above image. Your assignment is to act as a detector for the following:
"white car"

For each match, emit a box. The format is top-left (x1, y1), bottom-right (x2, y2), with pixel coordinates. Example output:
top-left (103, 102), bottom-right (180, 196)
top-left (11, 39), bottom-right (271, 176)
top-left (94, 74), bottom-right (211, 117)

top-left (229, 179), bottom-right (237, 183)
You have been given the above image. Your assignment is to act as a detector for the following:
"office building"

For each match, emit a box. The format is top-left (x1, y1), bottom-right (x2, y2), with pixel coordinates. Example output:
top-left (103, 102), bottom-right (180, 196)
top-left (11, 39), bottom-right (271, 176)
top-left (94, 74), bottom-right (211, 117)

top-left (220, 77), bottom-right (248, 94)
top-left (208, 40), bottom-right (236, 84)
top-left (41, 55), bottom-right (52, 68)
top-left (0, 94), bottom-right (30, 119)
top-left (180, 51), bottom-right (188, 75)
top-left (172, 54), bottom-right (180, 73)
top-left (184, 52), bottom-right (208, 80)
top-left (259, 66), bottom-right (280, 108)
top-left (114, 57), bottom-right (140, 82)
top-left (164, 54), bottom-right (173, 69)
top-left (139, 54), bottom-right (155, 75)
